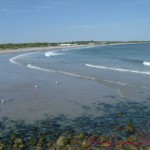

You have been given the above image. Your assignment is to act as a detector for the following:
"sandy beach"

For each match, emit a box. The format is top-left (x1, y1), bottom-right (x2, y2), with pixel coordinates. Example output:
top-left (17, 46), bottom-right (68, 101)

top-left (0, 44), bottom-right (93, 54)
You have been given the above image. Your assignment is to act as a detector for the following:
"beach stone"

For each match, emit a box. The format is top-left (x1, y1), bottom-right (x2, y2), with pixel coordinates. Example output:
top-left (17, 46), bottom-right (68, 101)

top-left (0, 143), bottom-right (5, 150)
top-left (79, 133), bottom-right (86, 139)
top-left (138, 146), bottom-right (144, 150)
top-left (65, 144), bottom-right (74, 150)
top-left (73, 135), bottom-right (82, 139)
top-left (99, 135), bottom-right (107, 142)
top-left (14, 138), bottom-right (23, 144)
top-left (18, 144), bottom-right (24, 149)
top-left (47, 141), bottom-right (54, 148)
top-left (56, 136), bottom-right (69, 146)
top-left (70, 138), bottom-right (81, 145)
top-left (125, 123), bottom-right (136, 133)
top-left (13, 143), bottom-right (18, 149)
top-left (101, 142), bottom-right (111, 148)
top-left (11, 133), bottom-right (18, 141)
top-left (115, 144), bottom-right (124, 150)
top-left (127, 136), bottom-right (137, 142)
top-left (37, 144), bottom-right (43, 150)
top-left (28, 146), bottom-right (37, 150)
top-left (81, 140), bottom-right (91, 149)
top-left (46, 147), bottom-right (56, 150)
top-left (29, 138), bottom-right (37, 146)
top-left (38, 136), bottom-right (46, 145)
top-left (144, 147), bottom-right (150, 150)
top-left (124, 144), bottom-right (138, 150)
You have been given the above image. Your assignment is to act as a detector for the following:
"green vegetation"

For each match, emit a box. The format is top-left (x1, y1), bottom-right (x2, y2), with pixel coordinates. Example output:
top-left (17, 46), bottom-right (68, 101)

top-left (0, 41), bottom-right (150, 51)
top-left (0, 42), bottom-right (59, 50)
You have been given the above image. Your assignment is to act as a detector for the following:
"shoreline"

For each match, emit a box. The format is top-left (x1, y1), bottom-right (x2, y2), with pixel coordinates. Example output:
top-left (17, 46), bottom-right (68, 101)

top-left (0, 44), bottom-right (95, 54)
top-left (0, 42), bottom-right (146, 54)
top-left (0, 42), bottom-right (150, 149)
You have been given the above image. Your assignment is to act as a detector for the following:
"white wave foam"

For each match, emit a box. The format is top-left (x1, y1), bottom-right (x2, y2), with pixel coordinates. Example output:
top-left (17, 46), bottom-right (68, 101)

top-left (27, 64), bottom-right (56, 72)
top-left (45, 52), bottom-right (64, 57)
top-left (86, 64), bottom-right (150, 75)
top-left (143, 61), bottom-right (150, 66)
top-left (9, 52), bottom-right (39, 65)
top-left (10, 53), bottom-right (29, 65)
top-left (9, 57), bottom-right (20, 65)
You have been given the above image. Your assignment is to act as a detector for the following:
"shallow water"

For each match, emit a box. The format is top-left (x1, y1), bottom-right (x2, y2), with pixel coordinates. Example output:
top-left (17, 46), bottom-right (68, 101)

top-left (0, 44), bottom-right (150, 140)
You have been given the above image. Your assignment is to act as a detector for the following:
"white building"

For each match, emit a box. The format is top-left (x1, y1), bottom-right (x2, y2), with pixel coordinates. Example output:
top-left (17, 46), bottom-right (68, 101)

top-left (60, 43), bottom-right (71, 46)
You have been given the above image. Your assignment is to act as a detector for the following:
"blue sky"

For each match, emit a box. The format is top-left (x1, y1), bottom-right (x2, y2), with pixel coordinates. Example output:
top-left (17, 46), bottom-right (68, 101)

top-left (0, 0), bottom-right (150, 43)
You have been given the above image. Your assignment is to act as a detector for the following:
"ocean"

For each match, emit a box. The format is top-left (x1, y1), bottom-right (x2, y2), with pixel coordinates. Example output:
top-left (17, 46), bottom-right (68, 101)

top-left (1, 43), bottom-right (150, 141)
top-left (11, 43), bottom-right (150, 89)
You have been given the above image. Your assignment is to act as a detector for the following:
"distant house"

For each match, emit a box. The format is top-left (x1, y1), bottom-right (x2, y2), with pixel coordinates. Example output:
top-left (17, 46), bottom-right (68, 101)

top-left (60, 43), bottom-right (71, 46)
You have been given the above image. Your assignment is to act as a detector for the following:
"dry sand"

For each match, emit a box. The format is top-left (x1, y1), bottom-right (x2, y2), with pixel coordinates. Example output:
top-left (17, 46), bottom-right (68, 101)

top-left (0, 45), bottom-right (92, 54)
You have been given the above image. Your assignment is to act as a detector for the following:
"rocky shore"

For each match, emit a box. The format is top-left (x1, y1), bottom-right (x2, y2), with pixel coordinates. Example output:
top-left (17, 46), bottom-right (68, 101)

top-left (1, 96), bottom-right (150, 150)
top-left (0, 101), bottom-right (150, 150)
top-left (0, 130), bottom-right (150, 150)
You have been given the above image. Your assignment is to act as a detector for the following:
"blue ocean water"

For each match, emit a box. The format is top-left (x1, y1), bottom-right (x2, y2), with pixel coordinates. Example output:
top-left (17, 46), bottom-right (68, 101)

top-left (2, 43), bottom-right (150, 139)
top-left (11, 43), bottom-right (150, 89)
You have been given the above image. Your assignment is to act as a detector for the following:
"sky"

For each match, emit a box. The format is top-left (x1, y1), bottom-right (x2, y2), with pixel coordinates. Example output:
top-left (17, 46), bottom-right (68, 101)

top-left (0, 0), bottom-right (150, 43)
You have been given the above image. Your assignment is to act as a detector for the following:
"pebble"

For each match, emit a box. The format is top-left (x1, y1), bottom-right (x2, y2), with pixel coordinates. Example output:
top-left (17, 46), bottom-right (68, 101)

top-left (56, 136), bottom-right (69, 146)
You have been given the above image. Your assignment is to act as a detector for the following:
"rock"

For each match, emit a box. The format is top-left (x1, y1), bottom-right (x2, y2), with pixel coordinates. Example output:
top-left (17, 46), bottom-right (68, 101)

top-left (37, 145), bottom-right (43, 150)
top-left (124, 144), bottom-right (138, 150)
top-left (47, 141), bottom-right (53, 148)
top-left (88, 135), bottom-right (99, 145)
top-left (127, 136), bottom-right (137, 142)
top-left (116, 125), bottom-right (123, 132)
top-left (29, 138), bottom-right (37, 146)
top-left (101, 142), bottom-right (111, 148)
top-left (0, 143), bottom-right (5, 150)
top-left (65, 144), bottom-right (74, 150)
top-left (81, 140), bottom-right (90, 149)
top-left (79, 133), bottom-right (86, 139)
top-left (19, 144), bottom-right (24, 149)
top-left (138, 146), bottom-right (144, 150)
top-left (38, 136), bottom-right (46, 145)
top-left (11, 133), bottom-right (18, 141)
top-left (125, 123), bottom-right (136, 133)
top-left (56, 136), bottom-right (69, 146)
top-left (14, 138), bottom-right (23, 144)
top-left (70, 138), bottom-right (81, 145)
top-left (99, 135), bottom-right (107, 142)
top-left (13, 144), bottom-right (18, 149)
top-left (115, 144), bottom-right (124, 150)
top-left (144, 147), bottom-right (150, 150)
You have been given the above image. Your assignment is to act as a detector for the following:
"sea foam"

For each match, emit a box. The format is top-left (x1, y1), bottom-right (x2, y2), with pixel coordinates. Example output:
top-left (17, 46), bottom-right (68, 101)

top-left (86, 64), bottom-right (150, 75)
top-left (45, 52), bottom-right (64, 57)
top-left (9, 52), bottom-right (39, 65)
top-left (143, 61), bottom-right (150, 66)
top-left (27, 64), bottom-right (56, 72)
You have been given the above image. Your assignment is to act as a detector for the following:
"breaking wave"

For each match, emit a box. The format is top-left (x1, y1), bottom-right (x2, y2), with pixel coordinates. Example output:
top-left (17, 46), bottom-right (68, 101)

top-left (45, 51), bottom-right (64, 57)
top-left (143, 61), bottom-right (150, 66)
top-left (9, 52), bottom-right (39, 65)
top-left (86, 64), bottom-right (150, 75)
top-left (27, 64), bottom-right (56, 72)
